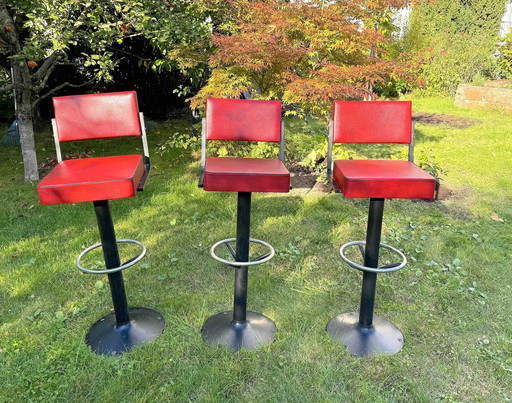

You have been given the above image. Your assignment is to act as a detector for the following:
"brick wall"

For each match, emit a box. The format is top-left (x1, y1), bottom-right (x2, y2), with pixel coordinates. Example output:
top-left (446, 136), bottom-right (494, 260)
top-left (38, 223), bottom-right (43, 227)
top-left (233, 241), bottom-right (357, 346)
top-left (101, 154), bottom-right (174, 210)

top-left (454, 84), bottom-right (512, 112)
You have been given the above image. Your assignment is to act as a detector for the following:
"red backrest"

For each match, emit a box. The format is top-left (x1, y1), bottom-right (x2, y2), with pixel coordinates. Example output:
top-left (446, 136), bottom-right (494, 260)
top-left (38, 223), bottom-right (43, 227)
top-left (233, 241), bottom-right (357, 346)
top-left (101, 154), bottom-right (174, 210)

top-left (206, 98), bottom-right (282, 142)
top-left (53, 91), bottom-right (141, 142)
top-left (332, 101), bottom-right (412, 144)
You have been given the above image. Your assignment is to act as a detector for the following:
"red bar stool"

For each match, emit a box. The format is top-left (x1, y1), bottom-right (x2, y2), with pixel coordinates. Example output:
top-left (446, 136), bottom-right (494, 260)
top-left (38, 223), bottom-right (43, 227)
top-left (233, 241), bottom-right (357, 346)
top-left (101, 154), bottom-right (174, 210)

top-left (199, 98), bottom-right (290, 351)
top-left (326, 101), bottom-right (436, 356)
top-left (37, 91), bottom-right (164, 356)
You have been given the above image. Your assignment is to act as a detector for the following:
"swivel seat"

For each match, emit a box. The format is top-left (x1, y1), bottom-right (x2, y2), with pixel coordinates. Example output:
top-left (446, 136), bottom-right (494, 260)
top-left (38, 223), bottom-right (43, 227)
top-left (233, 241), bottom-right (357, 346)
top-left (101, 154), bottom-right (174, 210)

top-left (199, 98), bottom-right (290, 351)
top-left (37, 91), bottom-right (164, 355)
top-left (325, 101), bottom-right (436, 356)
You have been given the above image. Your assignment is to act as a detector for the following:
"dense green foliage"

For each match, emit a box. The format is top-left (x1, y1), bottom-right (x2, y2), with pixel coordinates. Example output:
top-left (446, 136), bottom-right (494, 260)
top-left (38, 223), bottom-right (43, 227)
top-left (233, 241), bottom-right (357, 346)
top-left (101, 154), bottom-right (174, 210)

top-left (498, 32), bottom-right (512, 79)
top-left (0, 0), bottom-right (219, 179)
top-left (405, 0), bottom-right (507, 95)
top-left (0, 0), bottom-right (213, 86)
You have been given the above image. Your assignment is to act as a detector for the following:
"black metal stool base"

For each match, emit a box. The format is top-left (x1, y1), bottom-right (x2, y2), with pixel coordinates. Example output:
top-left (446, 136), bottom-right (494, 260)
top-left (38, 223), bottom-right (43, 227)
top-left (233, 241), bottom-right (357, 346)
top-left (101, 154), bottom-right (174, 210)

top-left (86, 308), bottom-right (165, 356)
top-left (326, 312), bottom-right (404, 357)
top-left (201, 310), bottom-right (276, 351)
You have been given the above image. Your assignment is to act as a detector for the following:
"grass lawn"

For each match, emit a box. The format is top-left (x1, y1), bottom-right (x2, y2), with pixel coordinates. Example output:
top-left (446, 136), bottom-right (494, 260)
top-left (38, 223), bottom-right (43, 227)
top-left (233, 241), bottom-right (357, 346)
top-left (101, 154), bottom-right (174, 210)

top-left (0, 96), bottom-right (510, 402)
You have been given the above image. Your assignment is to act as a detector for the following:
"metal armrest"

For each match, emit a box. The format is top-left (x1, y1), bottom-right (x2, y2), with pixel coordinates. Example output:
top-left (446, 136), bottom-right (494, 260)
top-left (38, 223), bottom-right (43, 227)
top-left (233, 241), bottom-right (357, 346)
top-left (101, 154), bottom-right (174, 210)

top-left (137, 156), bottom-right (151, 191)
top-left (198, 168), bottom-right (204, 188)
top-left (331, 177), bottom-right (341, 193)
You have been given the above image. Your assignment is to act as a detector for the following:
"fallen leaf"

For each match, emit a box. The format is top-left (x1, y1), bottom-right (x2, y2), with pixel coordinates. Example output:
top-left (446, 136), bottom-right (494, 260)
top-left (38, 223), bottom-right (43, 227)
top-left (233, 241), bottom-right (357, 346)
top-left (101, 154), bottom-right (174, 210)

top-left (490, 212), bottom-right (504, 223)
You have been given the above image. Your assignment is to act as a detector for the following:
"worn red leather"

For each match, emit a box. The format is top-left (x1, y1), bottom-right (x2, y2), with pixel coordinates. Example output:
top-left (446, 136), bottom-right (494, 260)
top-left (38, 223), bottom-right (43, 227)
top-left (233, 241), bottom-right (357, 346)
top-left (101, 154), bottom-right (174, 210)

top-left (206, 98), bottom-right (282, 142)
top-left (203, 157), bottom-right (290, 193)
top-left (53, 91), bottom-right (141, 141)
top-left (38, 155), bottom-right (145, 205)
top-left (331, 101), bottom-right (436, 199)
top-left (332, 101), bottom-right (412, 144)
top-left (333, 160), bottom-right (436, 199)
top-left (38, 91), bottom-right (146, 205)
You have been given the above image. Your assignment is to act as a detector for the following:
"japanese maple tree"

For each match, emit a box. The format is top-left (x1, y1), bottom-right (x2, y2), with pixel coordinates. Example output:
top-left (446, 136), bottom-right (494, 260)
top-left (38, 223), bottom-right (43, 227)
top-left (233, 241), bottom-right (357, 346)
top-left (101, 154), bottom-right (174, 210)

top-left (192, 0), bottom-right (423, 118)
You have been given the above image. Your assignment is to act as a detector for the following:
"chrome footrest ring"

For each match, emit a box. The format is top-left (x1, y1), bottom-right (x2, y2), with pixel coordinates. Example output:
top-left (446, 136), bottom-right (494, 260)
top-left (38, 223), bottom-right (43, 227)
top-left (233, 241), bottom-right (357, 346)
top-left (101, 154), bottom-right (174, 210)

top-left (339, 241), bottom-right (407, 273)
top-left (210, 238), bottom-right (275, 267)
top-left (76, 239), bottom-right (146, 274)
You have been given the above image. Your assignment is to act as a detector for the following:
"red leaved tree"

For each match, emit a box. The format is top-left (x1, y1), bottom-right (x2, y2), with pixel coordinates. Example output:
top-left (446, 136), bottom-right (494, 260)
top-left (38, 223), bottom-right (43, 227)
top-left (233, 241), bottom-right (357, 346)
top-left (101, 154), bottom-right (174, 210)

top-left (191, 0), bottom-right (423, 118)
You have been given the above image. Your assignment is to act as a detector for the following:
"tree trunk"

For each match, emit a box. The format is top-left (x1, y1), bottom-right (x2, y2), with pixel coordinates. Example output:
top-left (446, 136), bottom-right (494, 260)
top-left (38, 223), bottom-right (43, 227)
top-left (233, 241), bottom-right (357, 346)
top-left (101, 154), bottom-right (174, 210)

top-left (12, 61), bottom-right (38, 181)
top-left (18, 91), bottom-right (38, 181)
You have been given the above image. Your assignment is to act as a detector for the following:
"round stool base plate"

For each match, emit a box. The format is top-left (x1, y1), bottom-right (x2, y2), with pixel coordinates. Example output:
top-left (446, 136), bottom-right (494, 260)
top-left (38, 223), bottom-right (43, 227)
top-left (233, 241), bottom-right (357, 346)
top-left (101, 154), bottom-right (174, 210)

top-left (86, 308), bottom-right (165, 356)
top-left (326, 312), bottom-right (403, 357)
top-left (202, 311), bottom-right (276, 351)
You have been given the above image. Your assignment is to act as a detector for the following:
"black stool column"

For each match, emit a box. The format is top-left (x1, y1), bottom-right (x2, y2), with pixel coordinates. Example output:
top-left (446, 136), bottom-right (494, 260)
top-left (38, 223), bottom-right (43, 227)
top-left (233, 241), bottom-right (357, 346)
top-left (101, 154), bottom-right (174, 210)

top-left (233, 192), bottom-right (251, 322)
top-left (201, 192), bottom-right (277, 351)
top-left (326, 198), bottom-right (404, 356)
top-left (94, 200), bottom-right (130, 324)
top-left (358, 198), bottom-right (384, 328)
top-left (85, 200), bottom-right (165, 356)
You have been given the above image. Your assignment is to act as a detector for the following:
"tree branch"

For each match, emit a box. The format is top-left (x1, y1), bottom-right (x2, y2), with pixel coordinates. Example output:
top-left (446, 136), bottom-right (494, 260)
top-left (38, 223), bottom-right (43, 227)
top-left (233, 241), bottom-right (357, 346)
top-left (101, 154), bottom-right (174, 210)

top-left (34, 60), bottom-right (58, 93)
top-left (0, 81), bottom-right (13, 92)
top-left (106, 45), bottom-right (151, 61)
top-left (32, 79), bottom-right (95, 107)
top-left (31, 52), bottom-right (60, 83)
top-left (0, 81), bottom-right (25, 92)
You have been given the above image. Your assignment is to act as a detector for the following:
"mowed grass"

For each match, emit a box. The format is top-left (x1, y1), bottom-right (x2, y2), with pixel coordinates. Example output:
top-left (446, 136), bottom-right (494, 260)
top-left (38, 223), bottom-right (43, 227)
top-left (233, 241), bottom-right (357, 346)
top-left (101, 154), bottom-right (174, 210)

top-left (0, 96), bottom-right (510, 402)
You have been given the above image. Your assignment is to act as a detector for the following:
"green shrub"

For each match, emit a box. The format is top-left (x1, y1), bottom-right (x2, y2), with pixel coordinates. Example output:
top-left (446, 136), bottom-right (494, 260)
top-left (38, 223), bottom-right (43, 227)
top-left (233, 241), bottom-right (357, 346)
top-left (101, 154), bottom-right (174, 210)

top-left (0, 70), bottom-right (14, 122)
top-left (405, 0), bottom-right (505, 95)
top-left (412, 150), bottom-right (446, 180)
top-left (157, 118), bottom-right (446, 182)
top-left (157, 121), bottom-right (281, 160)
top-left (497, 32), bottom-right (512, 79)
top-left (288, 124), bottom-right (328, 170)
top-left (421, 34), bottom-right (499, 95)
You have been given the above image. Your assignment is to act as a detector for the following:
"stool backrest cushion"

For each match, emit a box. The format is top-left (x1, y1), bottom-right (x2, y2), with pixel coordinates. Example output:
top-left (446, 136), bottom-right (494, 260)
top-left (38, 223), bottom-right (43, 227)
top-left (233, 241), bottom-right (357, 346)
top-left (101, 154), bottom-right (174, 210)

top-left (206, 98), bottom-right (282, 142)
top-left (53, 91), bottom-right (141, 142)
top-left (332, 101), bottom-right (412, 144)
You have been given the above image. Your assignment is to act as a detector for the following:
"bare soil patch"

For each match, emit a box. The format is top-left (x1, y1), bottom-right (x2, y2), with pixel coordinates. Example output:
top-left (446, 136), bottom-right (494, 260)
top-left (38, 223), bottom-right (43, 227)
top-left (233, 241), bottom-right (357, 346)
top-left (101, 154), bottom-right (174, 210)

top-left (290, 172), bottom-right (319, 195)
top-left (290, 164), bottom-right (332, 195)
top-left (290, 172), bottom-right (317, 189)
top-left (437, 183), bottom-right (472, 202)
top-left (413, 112), bottom-right (478, 129)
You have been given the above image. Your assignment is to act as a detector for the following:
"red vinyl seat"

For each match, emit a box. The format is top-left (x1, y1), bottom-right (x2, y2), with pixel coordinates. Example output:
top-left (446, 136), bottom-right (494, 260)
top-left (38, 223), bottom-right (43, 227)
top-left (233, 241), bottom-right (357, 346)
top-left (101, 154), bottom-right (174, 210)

top-left (325, 101), bottom-right (437, 357)
top-left (203, 157), bottom-right (289, 193)
top-left (36, 91), bottom-right (164, 356)
top-left (333, 160), bottom-right (436, 199)
top-left (37, 91), bottom-right (149, 205)
top-left (38, 155), bottom-right (145, 205)
top-left (200, 98), bottom-right (290, 193)
top-left (330, 101), bottom-right (436, 199)
top-left (198, 98), bottom-right (290, 351)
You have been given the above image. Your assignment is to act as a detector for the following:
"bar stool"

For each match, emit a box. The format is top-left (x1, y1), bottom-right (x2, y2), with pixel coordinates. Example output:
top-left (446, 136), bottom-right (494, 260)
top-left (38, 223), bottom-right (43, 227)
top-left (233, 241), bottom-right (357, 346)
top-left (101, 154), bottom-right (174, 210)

top-left (326, 101), bottom-right (436, 356)
top-left (37, 91), bottom-right (164, 356)
top-left (198, 98), bottom-right (290, 351)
